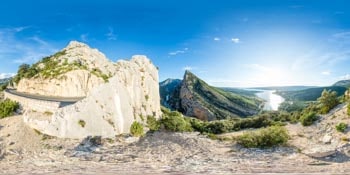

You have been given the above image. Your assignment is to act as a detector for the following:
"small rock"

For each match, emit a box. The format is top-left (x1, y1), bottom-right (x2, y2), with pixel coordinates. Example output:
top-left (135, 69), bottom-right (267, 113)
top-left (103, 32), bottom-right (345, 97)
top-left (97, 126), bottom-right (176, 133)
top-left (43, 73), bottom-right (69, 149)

top-left (304, 147), bottom-right (337, 158)
top-left (322, 134), bottom-right (332, 144)
top-left (124, 137), bottom-right (139, 143)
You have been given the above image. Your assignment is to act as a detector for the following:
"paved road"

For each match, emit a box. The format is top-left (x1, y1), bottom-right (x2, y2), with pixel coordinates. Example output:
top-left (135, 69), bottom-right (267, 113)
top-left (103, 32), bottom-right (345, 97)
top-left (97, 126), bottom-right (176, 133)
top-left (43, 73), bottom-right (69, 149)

top-left (5, 89), bottom-right (85, 102)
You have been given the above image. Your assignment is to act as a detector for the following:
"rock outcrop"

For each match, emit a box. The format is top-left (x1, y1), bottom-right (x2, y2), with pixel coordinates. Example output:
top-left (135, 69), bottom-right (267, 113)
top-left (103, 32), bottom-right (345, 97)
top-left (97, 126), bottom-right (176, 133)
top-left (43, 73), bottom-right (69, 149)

top-left (160, 71), bottom-right (261, 121)
top-left (24, 55), bottom-right (161, 138)
top-left (17, 41), bottom-right (117, 97)
top-left (17, 70), bottom-right (104, 97)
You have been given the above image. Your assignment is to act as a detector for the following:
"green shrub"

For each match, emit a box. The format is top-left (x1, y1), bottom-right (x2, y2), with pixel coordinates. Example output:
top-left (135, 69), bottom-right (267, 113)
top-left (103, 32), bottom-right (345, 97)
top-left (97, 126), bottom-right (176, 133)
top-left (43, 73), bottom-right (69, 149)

top-left (161, 110), bottom-right (192, 132)
top-left (300, 112), bottom-right (318, 126)
top-left (146, 115), bottom-right (160, 131)
top-left (78, 120), bottom-right (86, 128)
top-left (317, 89), bottom-right (339, 114)
top-left (347, 103), bottom-right (350, 116)
top-left (130, 121), bottom-right (144, 137)
top-left (335, 122), bottom-right (348, 133)
top-left (0, 99), bottom-right (19, 118)
top-left (236, 126), bottom-right (289, 148)
top-left (0, 83), bottom-right (8, 91)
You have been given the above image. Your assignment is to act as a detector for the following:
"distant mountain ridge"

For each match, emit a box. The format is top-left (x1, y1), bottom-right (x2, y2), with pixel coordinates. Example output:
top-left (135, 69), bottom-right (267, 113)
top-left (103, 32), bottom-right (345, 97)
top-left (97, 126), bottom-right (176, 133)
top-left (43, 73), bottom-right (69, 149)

top-left (0, 77), bottom-right (11, 85)
top-left (248, 86), bottom-right (318, 91)
top-left (276, 86), bottom-right (347, 101)
top-left (160, 71), bottom-right (262, 121)
top-left (333, 79), bottom-right (350, 88)
top-left (159, 78), bottom-right (182, 108)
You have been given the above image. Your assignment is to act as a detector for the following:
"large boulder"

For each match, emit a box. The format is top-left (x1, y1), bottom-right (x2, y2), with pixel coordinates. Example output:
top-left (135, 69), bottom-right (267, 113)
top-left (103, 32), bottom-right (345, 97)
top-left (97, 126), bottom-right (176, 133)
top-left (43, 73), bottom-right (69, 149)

top-left (24, 55), bottom-right (161, 138)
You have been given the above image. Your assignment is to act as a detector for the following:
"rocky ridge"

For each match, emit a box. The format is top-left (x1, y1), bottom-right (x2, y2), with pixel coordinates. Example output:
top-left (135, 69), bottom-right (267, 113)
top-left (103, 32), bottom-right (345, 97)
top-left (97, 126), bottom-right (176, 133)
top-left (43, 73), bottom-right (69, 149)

top-left (17, 41), bottom-right (117, 97)
top-left (160, 71), bottom-right (261, 121)
top-left (24, 55), bottom-right (161, 138)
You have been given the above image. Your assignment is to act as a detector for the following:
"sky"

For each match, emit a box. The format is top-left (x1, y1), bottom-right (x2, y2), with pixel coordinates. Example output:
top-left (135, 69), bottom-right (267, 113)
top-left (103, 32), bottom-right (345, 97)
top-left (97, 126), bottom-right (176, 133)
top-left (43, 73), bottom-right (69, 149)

top-left (1, 0), bottom-right (350, 87)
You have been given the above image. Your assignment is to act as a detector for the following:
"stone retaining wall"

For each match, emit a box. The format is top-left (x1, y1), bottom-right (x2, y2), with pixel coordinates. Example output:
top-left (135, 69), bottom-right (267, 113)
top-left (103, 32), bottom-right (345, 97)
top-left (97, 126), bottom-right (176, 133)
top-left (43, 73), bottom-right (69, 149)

top-left (4, 91), bottom-right (60, 112)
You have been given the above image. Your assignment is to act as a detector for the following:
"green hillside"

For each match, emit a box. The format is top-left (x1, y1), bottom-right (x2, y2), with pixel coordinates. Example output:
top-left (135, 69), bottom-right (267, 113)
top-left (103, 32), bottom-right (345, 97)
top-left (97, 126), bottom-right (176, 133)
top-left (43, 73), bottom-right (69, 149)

top-left (276, 86), bottom-right (347, 101)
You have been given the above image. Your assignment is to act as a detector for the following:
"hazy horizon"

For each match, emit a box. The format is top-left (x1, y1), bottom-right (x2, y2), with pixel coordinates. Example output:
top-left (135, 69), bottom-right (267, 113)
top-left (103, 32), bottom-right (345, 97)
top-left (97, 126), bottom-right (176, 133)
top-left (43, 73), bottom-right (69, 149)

top-left (1, 0), bottom-right (350, 87)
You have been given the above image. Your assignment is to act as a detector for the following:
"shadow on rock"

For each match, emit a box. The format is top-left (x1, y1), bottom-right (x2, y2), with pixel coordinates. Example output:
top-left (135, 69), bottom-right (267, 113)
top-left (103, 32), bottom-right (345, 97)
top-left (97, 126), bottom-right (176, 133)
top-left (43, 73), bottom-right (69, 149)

top-left (74, 136), bottom-right (102, 152)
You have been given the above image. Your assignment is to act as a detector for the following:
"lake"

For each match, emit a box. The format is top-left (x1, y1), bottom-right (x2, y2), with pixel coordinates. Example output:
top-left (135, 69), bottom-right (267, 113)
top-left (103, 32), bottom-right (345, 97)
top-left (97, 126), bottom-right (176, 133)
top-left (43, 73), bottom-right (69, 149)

top-left (255, 90), bottom-right (285, 111)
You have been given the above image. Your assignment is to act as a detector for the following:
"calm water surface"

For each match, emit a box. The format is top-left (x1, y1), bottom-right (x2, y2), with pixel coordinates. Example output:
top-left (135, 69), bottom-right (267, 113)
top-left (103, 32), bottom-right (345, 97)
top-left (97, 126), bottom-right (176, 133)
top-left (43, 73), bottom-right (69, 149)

top-left (255, 90), bottom-right (284, 111)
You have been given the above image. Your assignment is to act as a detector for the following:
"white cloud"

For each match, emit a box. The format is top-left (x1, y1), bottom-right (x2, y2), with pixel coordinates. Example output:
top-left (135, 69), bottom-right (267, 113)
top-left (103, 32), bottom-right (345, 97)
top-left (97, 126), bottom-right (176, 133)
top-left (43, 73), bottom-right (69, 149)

top-left (182, 66), bottom-right (193, 71)
top-left (14, 26), bottom-right (30, 32)
top-left (291, 50), bottom-right (350, 71)
top-left (340, 74), bottom-right (350, 80)
top-left (106, 27), bottom-right (117, 40)
top-left (0, 73), bottom-right (15, 79)
top-left (29, 36), bottom-right (48, 46)
top-left (14, 51), bottom-right (51, 64)
top-left (80, 33), bottom-right (88, 42)
top-left (321, 71), bottom-right (331, 75)
top-left (214, 37), bottom-right (220, 41)
top-left (333, 31), bottom-right (350, 39)
top-left (245, 64), bottom-right (271, 72)
top-left (0, 27), bottom-right (58, 64)
top-left (169, 50), bottom-right (185, 56)
top-left (231, 38), bottom-right (240, 43)
top-left (169, 48), bottom-right (189, 56)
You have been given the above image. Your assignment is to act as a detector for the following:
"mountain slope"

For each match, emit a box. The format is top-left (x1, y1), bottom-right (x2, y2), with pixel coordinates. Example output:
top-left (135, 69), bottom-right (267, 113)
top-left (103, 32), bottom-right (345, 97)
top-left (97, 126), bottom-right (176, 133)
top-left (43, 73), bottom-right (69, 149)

top-left (159, 78), bottom-right (182, 108)
top-left (0, 78), bottom-right (11, 85)
top-left (161, 71), bottom-right (262, 121)
top-left (333, 79), bottom-right (350, 88)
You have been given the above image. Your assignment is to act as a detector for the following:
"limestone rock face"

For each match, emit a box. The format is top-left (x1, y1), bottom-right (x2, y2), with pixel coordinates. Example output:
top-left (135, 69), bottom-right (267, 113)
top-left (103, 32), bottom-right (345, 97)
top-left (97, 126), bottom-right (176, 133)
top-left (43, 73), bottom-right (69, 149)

top-left (63, 41), bottom-right (117, 76)
top-left (173, 71), bottom-right (261, 121)
top-left (25, 55), bottom-right (161, 138)
top-left (16, 41), bottom-right (117, 97)
top-left (17, 70), bottom-right (104, 97)
top-left (179, 79), bottom-right (215, 121)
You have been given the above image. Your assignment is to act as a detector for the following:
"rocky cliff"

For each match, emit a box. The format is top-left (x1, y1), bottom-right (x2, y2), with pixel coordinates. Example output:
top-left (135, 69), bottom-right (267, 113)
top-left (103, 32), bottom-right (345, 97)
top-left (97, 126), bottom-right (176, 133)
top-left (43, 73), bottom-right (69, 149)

top-left (16, 41), bottom-right (117, 97)
top-left (160, 71), bottom-right (262, 121)
top-left (24, 55), bottom-right (161, 138)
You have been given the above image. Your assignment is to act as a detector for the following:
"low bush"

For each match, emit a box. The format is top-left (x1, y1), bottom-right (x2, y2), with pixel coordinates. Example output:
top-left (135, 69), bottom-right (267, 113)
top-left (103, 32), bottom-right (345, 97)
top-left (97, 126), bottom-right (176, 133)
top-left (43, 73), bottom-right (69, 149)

top-left (335, 122), bottom-right (348, 133)
top-left (78, 120), bottom-right (86, 128)
top-left (130, 121), bottom-right (144, 137)
top-left (0, 83), bottom-right (7, 91)
top-left (236, 126), bottom-right (289, 148)
top-left (347, 103), bottom-right (350, 116)
top-left (300, 112), bottom-right (318, 126)
top-left (161, 109), bottom-right (192, 132)
top-left (0, 99), bottom-right (19, 118)
top-left (146, 115), bottom-right (160, 131)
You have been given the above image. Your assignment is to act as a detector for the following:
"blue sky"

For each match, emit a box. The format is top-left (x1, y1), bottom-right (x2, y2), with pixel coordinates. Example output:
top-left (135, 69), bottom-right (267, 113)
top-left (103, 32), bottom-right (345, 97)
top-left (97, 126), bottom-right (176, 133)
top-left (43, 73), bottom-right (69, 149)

top-left (1, 0), bottom-right (350, 87)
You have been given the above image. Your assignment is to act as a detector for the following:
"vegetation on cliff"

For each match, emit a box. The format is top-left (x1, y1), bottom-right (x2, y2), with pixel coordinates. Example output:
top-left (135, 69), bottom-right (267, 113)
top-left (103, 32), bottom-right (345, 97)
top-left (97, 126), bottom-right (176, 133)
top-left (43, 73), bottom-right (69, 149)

top-left (12, 49), bottom-right (110, 84)
top-left (0, 99), bottom-right (19, 118)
